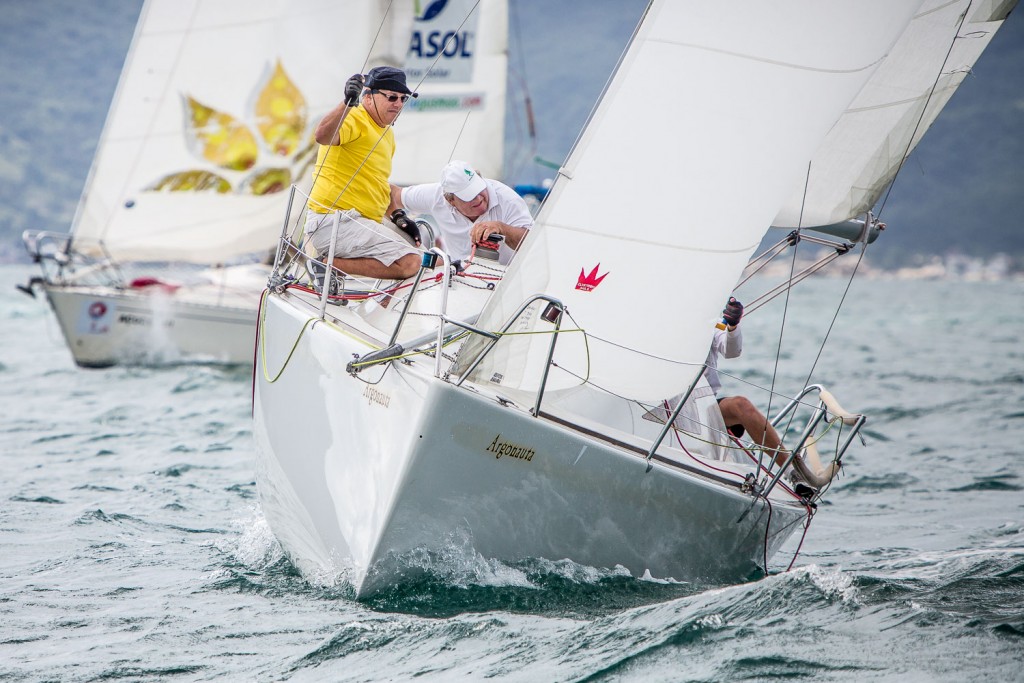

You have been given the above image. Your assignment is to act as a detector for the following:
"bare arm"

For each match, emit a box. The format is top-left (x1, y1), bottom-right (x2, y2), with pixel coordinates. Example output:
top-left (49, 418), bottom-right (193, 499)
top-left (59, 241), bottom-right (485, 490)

top-left (470, 221), bottom-right (528, 249)
top-left (314, 100), bottom-right (351, 145)
top-left (387, 184), bottom-right (405, 216)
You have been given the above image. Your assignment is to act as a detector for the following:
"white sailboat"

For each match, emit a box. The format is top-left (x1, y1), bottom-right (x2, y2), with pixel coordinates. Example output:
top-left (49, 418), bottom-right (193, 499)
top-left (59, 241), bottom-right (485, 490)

top-left (253, 0), bottom-right (1015, 598)
top-left (20, 0), bottom-right (509, 368)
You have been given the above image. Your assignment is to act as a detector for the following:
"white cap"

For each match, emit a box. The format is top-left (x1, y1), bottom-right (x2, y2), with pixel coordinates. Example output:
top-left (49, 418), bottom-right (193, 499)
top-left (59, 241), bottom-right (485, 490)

top-left (441, 160), bottom-right (487, 201)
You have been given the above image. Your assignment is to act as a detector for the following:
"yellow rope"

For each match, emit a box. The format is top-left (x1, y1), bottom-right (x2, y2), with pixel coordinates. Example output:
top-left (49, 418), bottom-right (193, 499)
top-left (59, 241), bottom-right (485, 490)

top-left (258, 289), bottom-right (382, 382)
top-left (260, 322), bottom-right (314, 384)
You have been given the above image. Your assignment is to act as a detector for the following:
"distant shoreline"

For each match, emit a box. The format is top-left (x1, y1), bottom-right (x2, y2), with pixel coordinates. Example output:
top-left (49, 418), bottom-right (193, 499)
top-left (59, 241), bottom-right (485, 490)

top-left (753, 251), bottom-right (1023, 282)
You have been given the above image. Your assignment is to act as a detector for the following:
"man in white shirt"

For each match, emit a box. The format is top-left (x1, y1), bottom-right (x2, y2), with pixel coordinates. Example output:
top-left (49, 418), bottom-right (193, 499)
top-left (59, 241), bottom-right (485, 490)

top-left (388, 160), bottom-right (533, 265)
top-left (709, 297), bottom-right (823, 497)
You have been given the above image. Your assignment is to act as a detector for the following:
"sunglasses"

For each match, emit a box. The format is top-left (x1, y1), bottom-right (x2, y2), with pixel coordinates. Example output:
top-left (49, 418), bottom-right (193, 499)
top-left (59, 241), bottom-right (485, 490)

top-left (372, 91), bottom-right (409, 103)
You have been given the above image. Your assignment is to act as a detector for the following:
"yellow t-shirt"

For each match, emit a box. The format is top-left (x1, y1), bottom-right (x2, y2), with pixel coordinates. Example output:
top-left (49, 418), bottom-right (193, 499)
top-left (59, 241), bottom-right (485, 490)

top-left (307, 106), bottom-right (394, 222)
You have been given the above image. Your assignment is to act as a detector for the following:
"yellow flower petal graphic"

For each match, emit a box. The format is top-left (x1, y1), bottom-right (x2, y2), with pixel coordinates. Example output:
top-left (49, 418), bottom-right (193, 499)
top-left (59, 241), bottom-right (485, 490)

top-left (148, 170), bottom-right (232, 193)
top-left (255, 60), bottom-right (307, 157)
top-left (239, 168), bottom-right (292, 196)
top-left (185, 96), bottom-right (258, 171)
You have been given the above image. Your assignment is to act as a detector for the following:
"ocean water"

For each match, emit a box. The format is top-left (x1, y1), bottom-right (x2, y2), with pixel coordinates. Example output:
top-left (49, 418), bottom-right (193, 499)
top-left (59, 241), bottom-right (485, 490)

top-left (1, 262), bottom-right (1022, 682)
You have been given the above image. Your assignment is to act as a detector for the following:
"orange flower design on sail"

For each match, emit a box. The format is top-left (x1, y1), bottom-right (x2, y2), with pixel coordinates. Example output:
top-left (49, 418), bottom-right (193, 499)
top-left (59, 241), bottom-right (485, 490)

top-left (185, 96), bottom-right (259, 171)
top-left (256, 61), bottom-right (305, 157)
top-left (148, 60), bottom-right (315, 196)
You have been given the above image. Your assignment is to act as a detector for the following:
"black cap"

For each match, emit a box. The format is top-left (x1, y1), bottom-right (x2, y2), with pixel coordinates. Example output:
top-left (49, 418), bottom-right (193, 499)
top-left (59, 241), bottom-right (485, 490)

top-left (365, 66), bottom-right (413, 95)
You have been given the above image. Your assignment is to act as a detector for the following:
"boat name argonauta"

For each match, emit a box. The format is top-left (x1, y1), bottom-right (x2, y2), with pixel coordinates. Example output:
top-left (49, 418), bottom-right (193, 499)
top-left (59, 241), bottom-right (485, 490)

top-left (486, 434), bottom-right (535, 462)
top-left (363, 385), bottom-right (391, 408)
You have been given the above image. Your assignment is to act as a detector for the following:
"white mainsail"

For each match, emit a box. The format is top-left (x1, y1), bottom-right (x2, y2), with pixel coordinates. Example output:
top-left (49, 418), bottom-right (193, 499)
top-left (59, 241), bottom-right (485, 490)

top-left (69, 0), bottom-right (382, 265)
top-left (453, 0), bottom-right (926, 405)
top-left (774, 0), bottom-right (1019, 228)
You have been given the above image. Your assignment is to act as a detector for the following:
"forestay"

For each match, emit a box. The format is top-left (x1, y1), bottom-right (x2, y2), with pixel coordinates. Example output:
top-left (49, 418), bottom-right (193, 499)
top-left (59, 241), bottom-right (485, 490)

top-left (774, 0), bottom-right (1020, 228)
top-left (453, 0), bottom-right (925, 405)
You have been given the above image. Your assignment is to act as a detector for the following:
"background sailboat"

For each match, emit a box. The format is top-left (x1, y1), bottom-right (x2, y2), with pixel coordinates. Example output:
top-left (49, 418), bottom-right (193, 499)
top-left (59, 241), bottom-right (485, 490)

top-left (21, 0), bottom-right (510, 367)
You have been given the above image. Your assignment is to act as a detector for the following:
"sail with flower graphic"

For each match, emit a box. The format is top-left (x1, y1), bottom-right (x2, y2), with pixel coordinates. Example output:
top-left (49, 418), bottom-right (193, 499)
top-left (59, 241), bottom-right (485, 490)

top-left (21, 0), bottom-right (518, 368)
top-left (67, 0), bottom-right (382, 265)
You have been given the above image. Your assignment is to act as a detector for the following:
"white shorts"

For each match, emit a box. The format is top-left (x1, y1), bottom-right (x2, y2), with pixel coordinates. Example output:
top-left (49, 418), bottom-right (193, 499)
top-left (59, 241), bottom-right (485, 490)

top-left (305, 209), bottom-right (418, 267)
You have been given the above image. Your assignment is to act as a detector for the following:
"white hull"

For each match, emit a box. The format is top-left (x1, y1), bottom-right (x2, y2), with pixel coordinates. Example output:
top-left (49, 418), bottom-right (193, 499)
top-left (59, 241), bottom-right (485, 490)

top-left (254, 288), bottom-right (808, 597)
top-left (42, 264), bottom-right (268, 368)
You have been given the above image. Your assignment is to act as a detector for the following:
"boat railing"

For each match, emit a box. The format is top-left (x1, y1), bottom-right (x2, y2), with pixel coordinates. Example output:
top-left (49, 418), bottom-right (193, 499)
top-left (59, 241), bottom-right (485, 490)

top-left (270, 185), bottom-right (457, 374)
top-left (430, 289), bottom-right (867, 497)
top-left (22, 230), bottom-right (71, 263)
top-left (645, 369), bottom-right (707, 472)
top-left (453, 296), bottom-right (565, 417)
top-left (21, 229), bottom-right (128, 285)
top-left (761, 383), bottom-right (866, 496)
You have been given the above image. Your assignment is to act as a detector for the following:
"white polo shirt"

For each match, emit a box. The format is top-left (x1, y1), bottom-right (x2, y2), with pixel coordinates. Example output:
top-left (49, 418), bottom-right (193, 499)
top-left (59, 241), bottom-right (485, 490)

top-left (400, 179), bottom-right (533, 263)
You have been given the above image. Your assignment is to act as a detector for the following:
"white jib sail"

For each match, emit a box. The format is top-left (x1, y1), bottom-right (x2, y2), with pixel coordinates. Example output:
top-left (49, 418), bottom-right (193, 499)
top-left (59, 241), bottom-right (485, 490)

top-left (453, 0), bottom-right (926, 406)
top-left (774, 0), bottom-right (1019, 228)
top-left (70, 0), bottom-right (383, 264)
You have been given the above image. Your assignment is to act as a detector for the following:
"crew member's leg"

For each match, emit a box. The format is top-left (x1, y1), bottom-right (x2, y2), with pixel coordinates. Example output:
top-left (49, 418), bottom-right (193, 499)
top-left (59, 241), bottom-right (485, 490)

top-left (718, 395), bottom-right (784, 464)
top-left (330, 253), bottom-right (419, 279)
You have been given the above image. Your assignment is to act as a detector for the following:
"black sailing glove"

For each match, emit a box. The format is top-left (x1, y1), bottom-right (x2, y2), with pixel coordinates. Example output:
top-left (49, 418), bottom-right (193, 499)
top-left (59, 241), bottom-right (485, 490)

top-left (722, 297), bottom-right (744, 326)
top-left (344, 73), bottom-right (365, 107)
top-left (390, 209), bottom-right (421, 246)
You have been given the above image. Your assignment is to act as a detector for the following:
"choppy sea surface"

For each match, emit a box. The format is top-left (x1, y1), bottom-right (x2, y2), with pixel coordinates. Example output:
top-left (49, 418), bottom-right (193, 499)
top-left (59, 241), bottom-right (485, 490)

top-left (1, 262), bottom-right (1022, 682)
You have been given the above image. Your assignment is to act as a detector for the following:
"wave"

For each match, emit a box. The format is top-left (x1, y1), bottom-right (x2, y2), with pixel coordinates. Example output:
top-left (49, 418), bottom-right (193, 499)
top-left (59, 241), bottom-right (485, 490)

top-left (950, 473), bottom-right (1022, 492)
top-left (228, 521), bottom-right (1024, 682)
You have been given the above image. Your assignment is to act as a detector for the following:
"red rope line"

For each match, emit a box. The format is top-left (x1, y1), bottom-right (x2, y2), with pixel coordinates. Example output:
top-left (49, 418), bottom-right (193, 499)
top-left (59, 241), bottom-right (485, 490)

top-left (663, 402), bottom-right (806, 502)
top-left (661, 402), bottom-right (814, 573)
top-left (786, 509), bottom-right (814, 572)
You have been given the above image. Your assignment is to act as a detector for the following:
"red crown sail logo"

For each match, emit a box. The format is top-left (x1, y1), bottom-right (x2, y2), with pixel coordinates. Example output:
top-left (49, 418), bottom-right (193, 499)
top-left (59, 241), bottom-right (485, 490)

top-left (575, 264), bottom-right (609, 292)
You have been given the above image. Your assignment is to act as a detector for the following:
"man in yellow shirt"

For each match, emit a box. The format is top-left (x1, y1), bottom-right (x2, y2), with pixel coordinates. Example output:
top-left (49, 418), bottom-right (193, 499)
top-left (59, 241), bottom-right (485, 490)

top-left (305, 66), bottom-right (420, 280)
